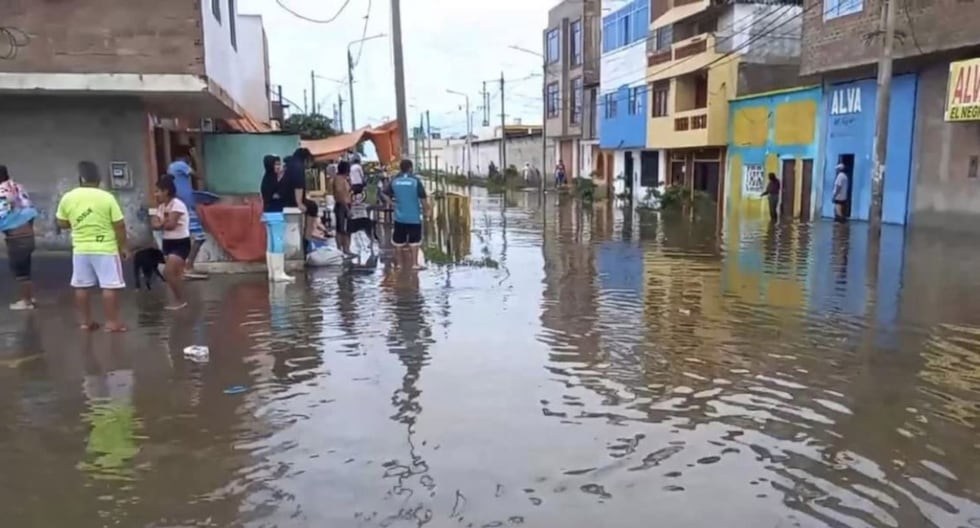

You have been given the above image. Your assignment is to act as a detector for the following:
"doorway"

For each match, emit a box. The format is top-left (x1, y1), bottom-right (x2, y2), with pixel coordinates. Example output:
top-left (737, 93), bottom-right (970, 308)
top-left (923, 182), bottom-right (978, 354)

top-left (781, 159), bottom-right (796, 219)
top-left (838, 153), bottom-right (855, 218)
top-left (693, 162), bottom-right (720, 202)
top-left (800, 159), bottom-right (813, 220)
top-left (624, 151), bottom-right (635, 199)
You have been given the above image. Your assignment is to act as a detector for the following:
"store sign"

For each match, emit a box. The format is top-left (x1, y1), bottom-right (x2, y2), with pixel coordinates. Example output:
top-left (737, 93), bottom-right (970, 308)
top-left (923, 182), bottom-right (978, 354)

top-left (743, 164), bottom-right (765, 195)
top-left (946, 58), bottom-right (980, 121)
top-left (830, 86), bottom-right (862, 116)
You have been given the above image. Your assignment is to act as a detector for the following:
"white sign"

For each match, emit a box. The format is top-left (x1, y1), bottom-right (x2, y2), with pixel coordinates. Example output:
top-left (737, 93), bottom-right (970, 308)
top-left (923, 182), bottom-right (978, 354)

top-left (830, 86), bottom-right (862, 115)
top-left (743, 164), bottom-right (765, 195)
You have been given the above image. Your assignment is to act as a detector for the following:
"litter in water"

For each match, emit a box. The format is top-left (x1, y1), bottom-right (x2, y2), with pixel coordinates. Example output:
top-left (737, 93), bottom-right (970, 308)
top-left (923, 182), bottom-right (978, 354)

top-left (223, 385), bottom-right (248, 395)
top-left (182, 345), bottom-right (210, 363)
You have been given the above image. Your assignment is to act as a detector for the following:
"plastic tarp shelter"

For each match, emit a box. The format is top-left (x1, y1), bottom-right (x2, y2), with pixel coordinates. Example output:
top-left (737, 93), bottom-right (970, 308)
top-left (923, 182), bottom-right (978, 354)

top-left (302, 120), bottom-right (401, 164)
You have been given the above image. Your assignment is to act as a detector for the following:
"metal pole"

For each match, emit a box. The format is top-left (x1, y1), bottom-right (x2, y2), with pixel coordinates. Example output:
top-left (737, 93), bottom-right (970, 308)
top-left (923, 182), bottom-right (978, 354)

top-left (347, 49), bottom-right (357, 130)
top-left (303, 89), bottom-right (308, 114)
top-left (870, 0), bottom-right (896, 231)
top-left (540, 59), bottom-right (547, 197)
top-left (391, 0), bottom-right (410, 159)
top-left (465, 95), bottom-right (472, 178)
top-left (337, 94), bottom-right (344, 132)
top-left (426, 110), bottom-right (433, 174)
top-left (500, 72), bottom-right (507, 172)
top-left (310, 70), bottom-right (317, 114)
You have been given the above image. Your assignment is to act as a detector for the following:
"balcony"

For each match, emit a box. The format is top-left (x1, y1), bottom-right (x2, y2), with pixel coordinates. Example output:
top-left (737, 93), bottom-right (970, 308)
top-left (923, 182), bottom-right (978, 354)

top-left (646, 33), bottom-right (719, 81)
top-left (652, 0), bottom-right (711, 30)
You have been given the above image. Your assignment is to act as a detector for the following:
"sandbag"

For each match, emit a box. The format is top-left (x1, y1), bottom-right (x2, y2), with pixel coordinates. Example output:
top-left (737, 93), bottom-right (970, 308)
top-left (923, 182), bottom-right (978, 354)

top-left (306, 246), bottom-right (344, 267)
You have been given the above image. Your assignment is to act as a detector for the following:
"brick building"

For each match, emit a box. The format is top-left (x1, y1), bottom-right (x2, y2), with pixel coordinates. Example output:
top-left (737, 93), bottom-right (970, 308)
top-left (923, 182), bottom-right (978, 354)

top-left (801, 0), bottom-right (980, 230)
top-left (0, 0), bottom-right (271, 248)
top-left (544, 0), bottom-right (602, 181)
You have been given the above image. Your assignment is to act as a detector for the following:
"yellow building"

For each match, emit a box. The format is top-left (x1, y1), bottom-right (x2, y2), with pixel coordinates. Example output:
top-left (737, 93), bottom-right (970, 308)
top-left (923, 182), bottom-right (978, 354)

top-left (645, 0), bottom-right (805, 207)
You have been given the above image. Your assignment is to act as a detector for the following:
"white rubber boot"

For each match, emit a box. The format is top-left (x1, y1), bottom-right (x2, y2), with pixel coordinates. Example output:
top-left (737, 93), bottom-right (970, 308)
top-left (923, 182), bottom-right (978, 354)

top-left (265, 253), bottom-right (273, 280)
top-left (270, 253), bottom-right (295, 283)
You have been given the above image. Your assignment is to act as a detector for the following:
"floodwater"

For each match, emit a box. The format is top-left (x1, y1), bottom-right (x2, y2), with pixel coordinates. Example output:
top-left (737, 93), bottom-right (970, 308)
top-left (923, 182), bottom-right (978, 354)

top-left (1, 191), bottom-right (979, 528)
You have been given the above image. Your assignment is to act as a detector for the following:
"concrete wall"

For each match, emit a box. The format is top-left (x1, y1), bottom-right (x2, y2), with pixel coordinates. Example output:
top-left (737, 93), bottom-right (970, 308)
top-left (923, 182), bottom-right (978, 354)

top-left (443, 136), bottom-right (554, 177)
top-left (909, 60), bottom-right (980, 232)
top-left (202, 133), bottom-right (300, 195)
top-left (0, 97), bottom-right (153, 250)
top-left (727, 86), bottom-right (821, 220)
top-left (0, 0), bottom-right (204, 75)
top-left (717, 3), bottom-right (801, 64)
top-left (801, 0), bottom-right (980, 76)
top-left (201, 0), bottom-right (269, 121)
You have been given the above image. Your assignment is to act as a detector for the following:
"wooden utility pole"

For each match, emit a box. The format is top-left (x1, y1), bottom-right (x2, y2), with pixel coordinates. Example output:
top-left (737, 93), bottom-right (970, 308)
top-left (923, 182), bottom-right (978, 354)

top-left (310, 70), bottom-right (317, 115)
top-left (869, 0), bottom-right (897, 230)
top-left (337, 94), bottom-right (345, 132)
top-left (391, 0), bottom-right (410, 158)
top-left (499, 72), bottom-right (507, 172)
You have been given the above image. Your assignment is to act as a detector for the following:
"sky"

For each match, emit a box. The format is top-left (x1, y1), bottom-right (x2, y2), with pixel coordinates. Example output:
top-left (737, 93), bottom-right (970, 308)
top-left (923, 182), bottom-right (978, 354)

top-left (239, 0), bottom-right (555, 137)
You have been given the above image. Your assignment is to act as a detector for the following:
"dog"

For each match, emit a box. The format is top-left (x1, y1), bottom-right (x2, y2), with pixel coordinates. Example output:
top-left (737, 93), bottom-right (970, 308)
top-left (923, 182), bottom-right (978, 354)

top-left (133, 247), bottom-right (166, 290)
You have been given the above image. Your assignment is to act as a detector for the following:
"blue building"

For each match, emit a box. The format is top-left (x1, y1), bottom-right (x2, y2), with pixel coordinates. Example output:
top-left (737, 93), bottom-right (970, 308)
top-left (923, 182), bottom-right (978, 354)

top-left (820, 74), bottom-right (918, 224)
top-left (599, 0), bottom-right (659, 203)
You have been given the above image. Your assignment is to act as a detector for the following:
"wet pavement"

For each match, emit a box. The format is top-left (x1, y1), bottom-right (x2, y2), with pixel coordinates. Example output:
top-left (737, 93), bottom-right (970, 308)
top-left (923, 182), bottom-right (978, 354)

top-left (1, 190), bottom-right (979, 527)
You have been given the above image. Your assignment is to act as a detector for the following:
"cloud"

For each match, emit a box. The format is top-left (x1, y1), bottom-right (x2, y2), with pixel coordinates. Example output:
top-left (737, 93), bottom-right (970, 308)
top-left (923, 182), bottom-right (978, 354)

top-left (240, 0), bottom-right (552, 135)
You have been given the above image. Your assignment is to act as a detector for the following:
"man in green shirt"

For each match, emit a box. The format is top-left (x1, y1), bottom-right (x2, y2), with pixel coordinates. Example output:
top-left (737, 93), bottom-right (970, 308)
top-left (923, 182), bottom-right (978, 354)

top-left (55, 161), bottom-right (129, 332)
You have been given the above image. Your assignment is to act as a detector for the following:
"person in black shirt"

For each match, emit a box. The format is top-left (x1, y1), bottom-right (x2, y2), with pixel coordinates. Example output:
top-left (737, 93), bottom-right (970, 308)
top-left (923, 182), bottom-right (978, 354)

top-left (259, 154), bottom-right (295, 282)
top-left (284, 148), bottom-right (314, 213)
top-left (260, 155), bottom-right (287, 212)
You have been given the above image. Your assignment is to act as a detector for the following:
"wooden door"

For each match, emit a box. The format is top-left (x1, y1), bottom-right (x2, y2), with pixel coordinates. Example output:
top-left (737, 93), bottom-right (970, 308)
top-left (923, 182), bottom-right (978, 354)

top-left (780, 159), bottom-right (796, 219)
top-left (800, 159), bottom-right (813, 220)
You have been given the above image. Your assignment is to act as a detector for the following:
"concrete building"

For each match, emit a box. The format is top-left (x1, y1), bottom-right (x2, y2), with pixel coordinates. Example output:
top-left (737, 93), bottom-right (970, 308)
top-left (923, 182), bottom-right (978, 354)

top-left (0, 0), bottom-right (271, 248)
top-left (801, 0), bottom-right (980, 231)
top-left (599, 0), bottom-right (662, 202)
top-left (544, 0), bottom-right (601, 181)
top-left (441, 125), bottom-right (554, 178)
top-left (646, 0), bottom-right (802, 207)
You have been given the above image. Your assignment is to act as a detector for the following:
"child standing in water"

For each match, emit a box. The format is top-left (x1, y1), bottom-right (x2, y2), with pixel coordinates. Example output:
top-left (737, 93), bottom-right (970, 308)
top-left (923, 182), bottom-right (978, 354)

top-left (152, 176), bottom-right (190, 310)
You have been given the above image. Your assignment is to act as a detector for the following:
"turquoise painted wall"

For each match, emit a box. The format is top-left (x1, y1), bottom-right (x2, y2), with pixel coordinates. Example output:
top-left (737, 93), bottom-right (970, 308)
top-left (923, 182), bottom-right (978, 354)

top-left (203, 133), bottom-right (301, 195)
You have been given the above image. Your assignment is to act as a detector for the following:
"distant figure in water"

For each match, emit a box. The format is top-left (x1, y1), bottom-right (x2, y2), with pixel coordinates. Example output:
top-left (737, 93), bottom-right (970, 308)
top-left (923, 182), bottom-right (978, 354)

top-left (761, 172), bottom-right (781, 221)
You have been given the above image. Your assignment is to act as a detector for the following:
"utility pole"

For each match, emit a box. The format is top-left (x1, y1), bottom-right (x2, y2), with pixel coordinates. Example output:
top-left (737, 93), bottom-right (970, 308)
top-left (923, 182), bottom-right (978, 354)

top-left (347, 49), bottom-right (357, 130)
top-left (391, 0), bottom-right (410, 159)
top-left (465, 99), bottom-right (472, 177)
top-left (426, 110), bottom-right (433, 174)
top-left (310, 70), bottom-right (317, 115)
top-left (869, 0), bottom-right (897, 231)
top-left (499, 72), bottom-right (507, 173)
top-left (481, 81), bottom-right (490, 126)
top-left (337, 94), bottom-right (345, 132)
top-left (417, 114), bottom-right (425, 170)
top-left (303, 89), bottom-right (308, 114)
top-left (540, 58), bottom-right (547, 196)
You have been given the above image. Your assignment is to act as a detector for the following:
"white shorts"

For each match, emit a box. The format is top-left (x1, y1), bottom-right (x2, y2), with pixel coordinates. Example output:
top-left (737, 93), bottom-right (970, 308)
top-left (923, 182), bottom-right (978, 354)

top-left (71, 254), bottom-right (126, 289)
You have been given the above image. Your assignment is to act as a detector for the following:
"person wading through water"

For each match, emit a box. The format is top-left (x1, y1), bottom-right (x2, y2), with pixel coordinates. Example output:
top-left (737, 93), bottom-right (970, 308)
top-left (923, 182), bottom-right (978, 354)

top-left (761, 172), bottom-right (781, 221)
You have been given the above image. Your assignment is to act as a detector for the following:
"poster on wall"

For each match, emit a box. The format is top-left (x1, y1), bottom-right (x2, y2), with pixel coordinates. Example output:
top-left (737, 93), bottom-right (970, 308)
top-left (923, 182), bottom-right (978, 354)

top-left (946, 58), bottom-right (980, 121)
top-left (743, 164), bottom-right (764, 195)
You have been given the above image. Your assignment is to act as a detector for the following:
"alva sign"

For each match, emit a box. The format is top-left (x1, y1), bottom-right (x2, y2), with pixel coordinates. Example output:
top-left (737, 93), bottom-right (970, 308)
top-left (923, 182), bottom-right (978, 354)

top-left (946, 58), bottom-right (980, 121)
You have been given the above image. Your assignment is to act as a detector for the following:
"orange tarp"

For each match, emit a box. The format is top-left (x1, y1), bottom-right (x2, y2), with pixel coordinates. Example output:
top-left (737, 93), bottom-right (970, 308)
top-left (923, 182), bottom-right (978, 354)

top-left (302, 120), bottom-right (400, 164)
top-left (196, 199), bottom-right (267, 262)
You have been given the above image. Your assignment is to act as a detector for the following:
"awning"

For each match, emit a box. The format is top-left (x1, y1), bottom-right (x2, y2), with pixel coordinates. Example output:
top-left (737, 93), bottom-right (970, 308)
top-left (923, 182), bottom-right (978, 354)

top-left (302, 120), bottom-right (401, 164)
top-left (223, 110), bottom-right (273, 133)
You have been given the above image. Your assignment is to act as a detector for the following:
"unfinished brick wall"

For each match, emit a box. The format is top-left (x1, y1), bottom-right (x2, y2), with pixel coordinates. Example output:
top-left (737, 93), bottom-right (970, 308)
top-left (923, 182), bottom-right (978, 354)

top-left (801, 0), bottom-right (980, 76)
top-left (1, 0), bottom-right (204, 75)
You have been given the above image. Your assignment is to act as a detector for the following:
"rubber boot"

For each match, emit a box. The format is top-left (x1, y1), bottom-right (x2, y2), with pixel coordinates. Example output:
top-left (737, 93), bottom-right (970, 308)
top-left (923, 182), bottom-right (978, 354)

top-left (265, 253), bottom-right (273, 280)
top-left (269, 253), bottom-right (295, 283)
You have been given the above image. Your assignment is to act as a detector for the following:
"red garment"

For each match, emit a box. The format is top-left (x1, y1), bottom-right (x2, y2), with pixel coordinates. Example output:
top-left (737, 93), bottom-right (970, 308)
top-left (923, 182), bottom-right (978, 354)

top-left (196, 198), bottom-right (267, 262)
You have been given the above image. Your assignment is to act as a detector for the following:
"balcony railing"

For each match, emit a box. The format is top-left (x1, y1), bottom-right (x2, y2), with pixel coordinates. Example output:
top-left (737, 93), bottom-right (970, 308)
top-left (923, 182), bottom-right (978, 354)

top-left (691, 113), bottom-right (707, 129)
top-left (673, 111), bottom-right (707, 132)
top-left (646, 33), bottom-right (715, 71)
top-left (674, 117), bottom-right (689, 131)
top-left (674, 39), bottom-right (708, 60)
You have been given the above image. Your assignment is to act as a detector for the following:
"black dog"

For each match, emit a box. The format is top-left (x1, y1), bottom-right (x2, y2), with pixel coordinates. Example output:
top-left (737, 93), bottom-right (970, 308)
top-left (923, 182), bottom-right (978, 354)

top-left (133, 247), bottom-right (166, 290)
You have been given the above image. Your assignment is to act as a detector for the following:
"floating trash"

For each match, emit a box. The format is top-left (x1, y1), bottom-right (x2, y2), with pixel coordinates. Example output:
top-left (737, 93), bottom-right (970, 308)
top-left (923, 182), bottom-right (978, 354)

top-left (182, 345), bottom-right (209, 364)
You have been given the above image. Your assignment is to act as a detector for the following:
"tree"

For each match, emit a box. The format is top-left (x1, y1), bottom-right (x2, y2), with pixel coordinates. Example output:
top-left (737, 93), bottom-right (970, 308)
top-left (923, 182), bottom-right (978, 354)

top-left (283, 113), bottom-right (337, 140)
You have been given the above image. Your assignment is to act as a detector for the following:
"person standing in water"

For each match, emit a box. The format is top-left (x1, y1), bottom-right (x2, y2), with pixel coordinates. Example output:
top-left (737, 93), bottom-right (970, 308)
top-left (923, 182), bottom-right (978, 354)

top-left (56, 161), bottom-right (129, 332)
top-left (151, 176), bottom-right (190, 310)
top-left (385, 159), bottom-right (430, 270)
top-left (0, 165), bottom-right (38, 310)
top-left (332, 161), bottom-right (354, 257)
top-left (760, 172), bottom-right (781, 221)
top-left (167, 145), bottom-right (208, 279)
top-left (833, 163), bottom-right (849, 221)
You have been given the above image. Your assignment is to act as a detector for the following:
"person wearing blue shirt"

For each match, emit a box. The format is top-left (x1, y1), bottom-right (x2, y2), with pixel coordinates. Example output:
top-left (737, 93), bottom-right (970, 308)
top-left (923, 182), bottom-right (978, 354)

top-left (166, 146), bottom-right (207, 278)
top-left (384, 159), bottom-right (429, 270)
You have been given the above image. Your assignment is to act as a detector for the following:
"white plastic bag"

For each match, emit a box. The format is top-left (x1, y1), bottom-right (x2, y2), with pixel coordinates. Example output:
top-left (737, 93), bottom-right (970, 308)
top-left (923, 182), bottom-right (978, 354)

top-left (183, 345), bottom-right (210, 364)
top-left (306, 246), bottom-right (344, 267)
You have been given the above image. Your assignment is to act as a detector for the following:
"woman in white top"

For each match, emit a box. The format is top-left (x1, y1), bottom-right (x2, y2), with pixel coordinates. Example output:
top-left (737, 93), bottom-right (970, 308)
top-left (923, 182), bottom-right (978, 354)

top-left (151, 176), bottom-right (190, 310)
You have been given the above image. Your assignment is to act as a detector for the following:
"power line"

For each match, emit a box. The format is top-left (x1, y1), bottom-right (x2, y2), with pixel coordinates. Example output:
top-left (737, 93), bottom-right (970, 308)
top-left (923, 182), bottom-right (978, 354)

top-left (275, 0), bottom-right (353, 24)
top-left (353, 0), bottom-right (373, 67)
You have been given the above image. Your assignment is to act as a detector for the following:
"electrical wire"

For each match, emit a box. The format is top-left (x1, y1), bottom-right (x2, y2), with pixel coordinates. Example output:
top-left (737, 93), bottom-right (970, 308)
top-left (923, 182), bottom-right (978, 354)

top-left (352, 0), bottom-right (373, 68)
top-left (275, 0), bottom-right (353, 24)
top-left (0, 26), bottom-right (29, 60)
top-left (901, 0), bottom-right (924, 55)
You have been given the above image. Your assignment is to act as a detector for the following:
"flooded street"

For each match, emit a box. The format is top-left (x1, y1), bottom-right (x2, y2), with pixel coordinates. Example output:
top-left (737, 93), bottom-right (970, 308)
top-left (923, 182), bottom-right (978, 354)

top-left (1, 191), bottom-right (979, 527)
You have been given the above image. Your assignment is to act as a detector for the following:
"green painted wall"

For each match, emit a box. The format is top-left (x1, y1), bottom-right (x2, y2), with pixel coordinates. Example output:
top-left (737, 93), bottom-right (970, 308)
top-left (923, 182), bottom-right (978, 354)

top-left (202, 133), bottom-right (301, 195)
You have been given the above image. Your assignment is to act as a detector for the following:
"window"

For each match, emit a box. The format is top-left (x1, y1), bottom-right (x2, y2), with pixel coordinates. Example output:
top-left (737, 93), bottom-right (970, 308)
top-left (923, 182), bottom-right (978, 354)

top-left (602, 18), bottom-right (616, 53)
top-left (628, 86), bottom-right (643, 115)
top-left (824, 0), bottom-right (863, 20)
top-left (619, 14), bottom-right (631, 46)
top-left (654, 26), bottom-right (673, 51)
top-left (228, 0), bottom-right (237, 50)
top-left (547, 29), bottom-right (560, 64)
top-left (547, 82), bottom-right (560, 118)
top-left (632, 6), bottom-right (647, 44)
top-left (571, 78), bottom-right (583, 124)
top-left (570, 20), bottom-right (582, 66)
top-left (651, 81), bottom-right (669, 117)
top-left (604, 93), bottom-right (617, 119)
top-left (212, 0), bottom-right (221, 22)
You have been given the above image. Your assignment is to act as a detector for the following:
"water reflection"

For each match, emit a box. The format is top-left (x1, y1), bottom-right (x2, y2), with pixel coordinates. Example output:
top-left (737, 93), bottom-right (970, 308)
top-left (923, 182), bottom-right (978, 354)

top-left (1, 191), bottom-right (979, 527)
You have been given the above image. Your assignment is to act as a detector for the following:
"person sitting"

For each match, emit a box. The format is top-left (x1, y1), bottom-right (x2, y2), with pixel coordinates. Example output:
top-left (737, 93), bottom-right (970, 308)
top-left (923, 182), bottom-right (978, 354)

top-left (302, 198), bottom-right (330, 249)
